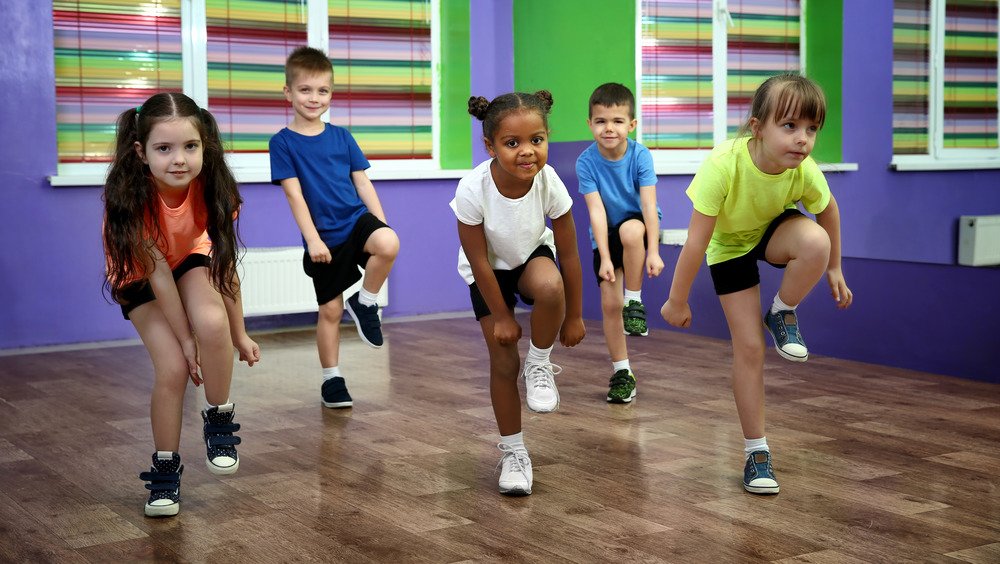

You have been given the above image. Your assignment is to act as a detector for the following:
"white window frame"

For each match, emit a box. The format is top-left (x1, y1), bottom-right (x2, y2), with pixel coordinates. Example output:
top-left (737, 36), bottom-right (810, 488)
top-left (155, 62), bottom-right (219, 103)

top-left (892, 0), bottom-right (1000, 171)
top-left (50, 0), bottom-right (455, 187)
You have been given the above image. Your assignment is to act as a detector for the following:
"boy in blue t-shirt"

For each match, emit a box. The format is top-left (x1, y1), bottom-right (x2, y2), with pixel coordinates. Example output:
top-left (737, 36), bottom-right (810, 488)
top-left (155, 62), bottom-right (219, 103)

top-left (269, 46), bottom-right (400, 409)
top-left (575, 83), bottom-right (662, 403)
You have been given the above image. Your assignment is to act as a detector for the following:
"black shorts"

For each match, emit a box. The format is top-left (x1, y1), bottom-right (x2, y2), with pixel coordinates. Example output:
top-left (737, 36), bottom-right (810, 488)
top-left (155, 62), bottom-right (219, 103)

top-left (709, 208), bottom-right (803, 295)
top-left (469, 245), bottom-right (555, 320)
top-left (118, 253), bottom-right (210, 319)
top-left (304, 212), bottom-right (390, 305)
top-left (592, 213), bottom-right (646, 286)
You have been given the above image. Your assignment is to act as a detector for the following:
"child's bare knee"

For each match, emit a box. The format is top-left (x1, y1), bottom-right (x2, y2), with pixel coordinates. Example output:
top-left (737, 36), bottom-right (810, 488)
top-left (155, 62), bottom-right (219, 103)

top-left (319, 299), bottom-right (343, 322)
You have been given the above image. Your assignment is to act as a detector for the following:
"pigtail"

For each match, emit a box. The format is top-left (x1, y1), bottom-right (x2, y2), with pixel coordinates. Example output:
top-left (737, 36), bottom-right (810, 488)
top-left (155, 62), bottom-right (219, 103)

top-left (196, 107), bottom-right (243, 301)
top-left (532, 90), bottom-right (554, 113)
top-left (467, 96), bottom-right (490, 121)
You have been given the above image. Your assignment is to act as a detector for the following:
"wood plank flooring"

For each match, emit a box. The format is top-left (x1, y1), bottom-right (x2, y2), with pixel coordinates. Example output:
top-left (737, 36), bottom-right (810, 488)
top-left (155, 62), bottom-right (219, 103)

top-left (1, 315), bottom-right (998, 563)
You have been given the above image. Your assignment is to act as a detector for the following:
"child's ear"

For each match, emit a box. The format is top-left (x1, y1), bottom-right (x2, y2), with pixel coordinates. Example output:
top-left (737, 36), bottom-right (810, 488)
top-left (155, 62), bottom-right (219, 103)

top-left (749, 117), bottom-right (761, 138)
top-left (483, 137), bottom-right (496, 157)
top-left (628, 118), bottom-right (637, 132)
top-left (133, 141), bottom-right (147, 164)
top-left (283, 84), bottom-right (292, 101)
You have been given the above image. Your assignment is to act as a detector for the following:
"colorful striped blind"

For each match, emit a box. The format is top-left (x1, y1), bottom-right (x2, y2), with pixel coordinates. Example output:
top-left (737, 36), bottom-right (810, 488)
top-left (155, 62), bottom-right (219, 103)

top-left (328, 0), bottom-right (432, 159)
top-left (54, 1), bottom-right (182, 163)
top-left (639, 0), bottom-right (800, 151)
top-left (206, 0), bottom-right (307, 154)
top-left (892, 0), bottom-right (931, 154)
top-left (943, 0), bottom-right (997, 149)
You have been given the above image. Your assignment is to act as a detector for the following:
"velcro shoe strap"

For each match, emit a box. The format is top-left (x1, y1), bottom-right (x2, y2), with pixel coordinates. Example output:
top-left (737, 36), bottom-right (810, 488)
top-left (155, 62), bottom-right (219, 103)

top-left (207, 435), bottom-right (242, 447)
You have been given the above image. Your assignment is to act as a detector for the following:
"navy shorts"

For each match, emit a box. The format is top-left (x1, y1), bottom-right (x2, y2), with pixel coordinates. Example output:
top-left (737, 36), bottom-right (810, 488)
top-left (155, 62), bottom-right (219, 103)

top-left (304, 212), bottom-right (390, 305)
top-left (592, 213), bottom-right (646, 286)
top-left (118, 253), bottom-right (210, 319)
top-left (709, 209), bottom-right (803, 295)
top-left (469, 245), bottom-right (555, 320)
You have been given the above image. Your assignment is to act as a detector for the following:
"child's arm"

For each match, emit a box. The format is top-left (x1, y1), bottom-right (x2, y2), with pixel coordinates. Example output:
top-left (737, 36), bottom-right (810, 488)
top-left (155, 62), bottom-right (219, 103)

top-left (280, 177), bottom-right (331, 263)
top-left (551, 212), bottom-right (586, 347)
top-left (352, 170), bottom-right (387, 223)
top-left (582, 192), bottom-right (615, 283)
top-left (815, 194), bottom-right (853, 309)
top-left (222, 272), bottom-right (260, 367)
top-left (146, 249), bottom-right (202, 385)
top-left (640, 185), bottom-right (664, 277)
top-left (661, 210), bottom-right (716, 328)
top-left (457, 221), bottom-right (521, 345)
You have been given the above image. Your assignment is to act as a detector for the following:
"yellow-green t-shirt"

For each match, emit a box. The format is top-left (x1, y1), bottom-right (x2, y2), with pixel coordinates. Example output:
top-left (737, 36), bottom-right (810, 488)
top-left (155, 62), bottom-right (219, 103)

top-left (686, 137), bottom-right (831, 266)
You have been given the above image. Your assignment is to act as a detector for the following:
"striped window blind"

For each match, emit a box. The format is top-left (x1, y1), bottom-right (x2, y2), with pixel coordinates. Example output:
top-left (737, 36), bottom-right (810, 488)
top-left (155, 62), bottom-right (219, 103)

top-left (328, 0), bottom-right (432, 159)
top-left (206, 0), bottom-right (307, 154)
top-left (943, 0), bottom-right (997, 149)
top-left (892, 0), bottom-right (931, 154)
top-left (54, 1), bottom-right (182, 164)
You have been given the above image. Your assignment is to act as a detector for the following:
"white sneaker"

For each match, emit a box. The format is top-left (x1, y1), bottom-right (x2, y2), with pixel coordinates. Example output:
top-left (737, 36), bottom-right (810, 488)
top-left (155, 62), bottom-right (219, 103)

top-left (523, 362), bottom-right (561, 412)
top-left (496, 443), bottom-right (532, 495)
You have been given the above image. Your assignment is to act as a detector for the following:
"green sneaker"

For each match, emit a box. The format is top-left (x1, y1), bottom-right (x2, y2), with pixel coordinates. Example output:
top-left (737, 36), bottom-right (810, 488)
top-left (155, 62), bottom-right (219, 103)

top-left (623, 300), bottom-right (648, 336)
top-left (607, 369), bottom-right (636, 403)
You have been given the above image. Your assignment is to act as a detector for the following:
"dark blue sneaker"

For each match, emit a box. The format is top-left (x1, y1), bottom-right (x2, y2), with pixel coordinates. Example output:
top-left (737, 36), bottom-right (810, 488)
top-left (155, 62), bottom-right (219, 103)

top-left (345, 291), bottom-right (383, 348)
top-left (202, 403), bottom-right (241, 475)
top-left (764, 309), bottom-right (808, 362)
top-left (139, 452), bottom-right (183, 517)
top-left (743, 450), bottom-right (779, 494)
top-left (321, 376), bottom-right (353, 408)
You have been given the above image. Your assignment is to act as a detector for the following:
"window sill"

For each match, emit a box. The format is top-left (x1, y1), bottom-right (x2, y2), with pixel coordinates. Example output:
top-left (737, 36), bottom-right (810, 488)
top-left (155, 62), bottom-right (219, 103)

top-left (652, 162), bottom-right (858, 176)
top-left (890, 157), bottom-right (1000, 171)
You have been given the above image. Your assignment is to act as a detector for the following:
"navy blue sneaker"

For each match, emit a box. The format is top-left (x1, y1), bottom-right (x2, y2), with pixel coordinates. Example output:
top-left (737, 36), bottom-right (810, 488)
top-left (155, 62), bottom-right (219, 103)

top-left (345, 291), bottom-right (383, 348)
top-left (202, 403), bottom-right (241, 475)
top-left (764, 309), bottom-right (808, 362)
top-left (321, 376), bottom-right (353, 408)
top-left (743, 450), bottom-right (779, 494)
top-left (139, 452), bottom-right (183, 517)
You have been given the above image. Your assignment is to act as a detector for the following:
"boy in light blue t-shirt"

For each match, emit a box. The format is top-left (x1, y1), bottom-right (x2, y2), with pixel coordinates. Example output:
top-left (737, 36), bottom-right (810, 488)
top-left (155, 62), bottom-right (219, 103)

top-left (575, 83), bottom-right (662, 404)
top-left (269, 46), bottom-right (400, 410)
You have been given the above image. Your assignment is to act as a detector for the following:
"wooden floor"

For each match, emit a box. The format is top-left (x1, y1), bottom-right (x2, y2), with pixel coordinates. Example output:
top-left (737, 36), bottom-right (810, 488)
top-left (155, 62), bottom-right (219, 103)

top-left (1, 315), bottom-right (999, 563)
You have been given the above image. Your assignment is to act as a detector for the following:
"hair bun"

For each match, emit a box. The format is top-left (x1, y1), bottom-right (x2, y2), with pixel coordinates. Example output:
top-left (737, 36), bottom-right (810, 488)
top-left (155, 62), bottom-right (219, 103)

top-left (533, 90), bottom-right (554, 111)
top-left (468, 96), bottom-right (490, 121)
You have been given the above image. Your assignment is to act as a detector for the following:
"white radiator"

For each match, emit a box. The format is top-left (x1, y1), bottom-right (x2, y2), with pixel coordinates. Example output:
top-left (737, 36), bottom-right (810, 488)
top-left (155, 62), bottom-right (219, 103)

top-left (238, 247), bottom-right (388, 317)
top-left (958, 215), bottom-right (1000, 267)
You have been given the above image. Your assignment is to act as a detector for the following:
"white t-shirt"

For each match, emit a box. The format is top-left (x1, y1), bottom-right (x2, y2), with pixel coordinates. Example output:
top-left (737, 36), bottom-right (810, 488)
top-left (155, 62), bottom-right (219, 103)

top-left (450, 159), bottom-right (573, 285)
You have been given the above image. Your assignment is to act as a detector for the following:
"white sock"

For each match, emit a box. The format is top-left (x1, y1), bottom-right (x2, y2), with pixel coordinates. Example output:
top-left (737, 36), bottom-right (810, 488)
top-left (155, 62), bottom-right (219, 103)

top-left (525, 342), bottom-right (552, 366)
top-left (322, 366), bottom-right (341, 382)
top-left (156, 450), bottom-right (174, 460)
top-left (203, 399), bottom-right (231, 411)
top-left (624, 289), bottom-right (642, 302)
top-left (358, 288), bottom-right (378, 307)
top-left (771, 294), bottom-right (796, 314)
top-left (501, 431), bottom-right (526, 453)
top-left (744, 437), bottom-right (769, 455)
top-left (612, 359), bottom-right (631, 372)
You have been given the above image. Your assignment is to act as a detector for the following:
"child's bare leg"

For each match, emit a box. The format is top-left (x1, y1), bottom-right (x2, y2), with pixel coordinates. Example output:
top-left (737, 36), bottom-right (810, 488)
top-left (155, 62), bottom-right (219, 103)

top-left (518, 257), bottom-right (565, 348)
top-left (177, 268), bottom-right (233, 406)
top-left (719, 286), bottom-right (767, 440)
top-left (361, 227), bottom-right (400, 294)
top-left (480, 316), bottom-right (522, 435)
top-left (764, 217), bottom-right (830, 307)
top-left (130, 304), bottom-right (189, 451)
top-left (317, 296), bottom-right (344, 368)
top-left (619, 219), bottom-right (646, 292)
top-left (600, 273), bottom-right (627, 361)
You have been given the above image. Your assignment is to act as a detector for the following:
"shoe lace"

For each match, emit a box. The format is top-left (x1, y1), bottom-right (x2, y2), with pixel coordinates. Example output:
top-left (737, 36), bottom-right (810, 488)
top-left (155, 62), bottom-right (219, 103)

top-left (496, 443), bottom-right (530, 475)
top-left (523, 362), bottom-right (562, 391)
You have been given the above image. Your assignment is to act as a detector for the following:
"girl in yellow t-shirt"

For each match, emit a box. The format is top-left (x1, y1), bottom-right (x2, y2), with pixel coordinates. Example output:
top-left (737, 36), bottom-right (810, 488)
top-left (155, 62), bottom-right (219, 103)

top-left (661, 74), bottom-right (853, 495)
top-left (103, 92), bottom-right (260, 517)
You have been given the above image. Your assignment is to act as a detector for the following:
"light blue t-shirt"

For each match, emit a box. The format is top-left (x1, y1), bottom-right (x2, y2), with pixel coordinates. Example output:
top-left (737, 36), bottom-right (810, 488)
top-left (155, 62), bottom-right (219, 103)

top-left (269, 124), bottom-right (370, 248)
top-left (575, 138), bottom-right (659, 248)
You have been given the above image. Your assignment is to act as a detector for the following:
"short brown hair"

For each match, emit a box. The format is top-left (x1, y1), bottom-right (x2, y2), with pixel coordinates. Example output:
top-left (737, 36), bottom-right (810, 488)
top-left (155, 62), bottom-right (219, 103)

top-left (285, 46), bottom-right (333, 85)
top-left (588, 83), bottom-right (635, 119)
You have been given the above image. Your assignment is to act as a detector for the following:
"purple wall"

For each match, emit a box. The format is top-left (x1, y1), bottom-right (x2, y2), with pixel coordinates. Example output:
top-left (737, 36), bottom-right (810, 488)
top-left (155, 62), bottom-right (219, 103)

top-left (469, 0), bottom-right (514, 165)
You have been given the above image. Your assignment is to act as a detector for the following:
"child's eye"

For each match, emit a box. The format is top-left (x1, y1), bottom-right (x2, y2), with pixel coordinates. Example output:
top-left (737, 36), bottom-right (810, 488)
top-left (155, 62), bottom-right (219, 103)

top-left (532, 136), bottom-right (545, 144)
top-left (505, 140), bottom-right (518, 148)
top-left (186, 143), bottom-right (200, 150)
top-left (156, 146), bottom-right (170, 152)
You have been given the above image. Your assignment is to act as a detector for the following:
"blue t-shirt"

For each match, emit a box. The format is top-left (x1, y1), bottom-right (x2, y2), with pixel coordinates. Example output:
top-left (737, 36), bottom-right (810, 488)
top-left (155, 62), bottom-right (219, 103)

top-left (269, 124), bottom-right (370, 248)
top-left (575, 138), bottom-right (659, 248)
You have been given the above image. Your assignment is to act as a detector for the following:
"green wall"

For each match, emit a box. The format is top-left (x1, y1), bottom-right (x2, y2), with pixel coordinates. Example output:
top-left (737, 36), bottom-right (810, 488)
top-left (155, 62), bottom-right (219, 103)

top-left (804, 0), bottom-right (843, 163)
top-left (439, 0), bottom-right (471, 168)
top-left (513, 0), bottom-right (636, 142)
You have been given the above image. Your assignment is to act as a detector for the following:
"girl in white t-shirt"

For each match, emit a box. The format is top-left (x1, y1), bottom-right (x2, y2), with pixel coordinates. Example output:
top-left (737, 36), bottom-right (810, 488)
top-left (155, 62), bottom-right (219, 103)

top-left (451, 90), bottom-right (586, 496)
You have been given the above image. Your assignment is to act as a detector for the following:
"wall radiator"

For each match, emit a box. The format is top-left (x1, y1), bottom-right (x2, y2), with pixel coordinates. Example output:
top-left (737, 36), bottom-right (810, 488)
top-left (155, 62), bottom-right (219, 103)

top-left (238, 247), bottom-right (388, 317)
top-left (958, 215), bottom-right (1000, 267)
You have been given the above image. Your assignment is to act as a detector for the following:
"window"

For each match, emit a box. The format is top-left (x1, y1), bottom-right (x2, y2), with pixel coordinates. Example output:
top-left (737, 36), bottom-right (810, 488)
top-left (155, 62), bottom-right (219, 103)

top-left (892, 0), bottom-right (999, 170)
top-left (638, 0), bottom-right (802, 163)
top-left (51, 0), bottom-right (439, 184)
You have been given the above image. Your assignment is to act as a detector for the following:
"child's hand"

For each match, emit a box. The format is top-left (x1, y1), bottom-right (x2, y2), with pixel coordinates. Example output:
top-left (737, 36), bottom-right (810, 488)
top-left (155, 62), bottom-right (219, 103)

top-left (661, 298), bottom-right (691, 328)
top-left (181, 337), bottom-right (203, 386)
top-left (493, 315), bottom-right (522, 346)
top-left (234, 334), bottom-right (261, 367)
top-left (646, 252), bottom-right (664, 278)
top-left (598, 259), bottom-right (616, 283)
top-left (559, 316), bottom-right (586, 347)
top-left (307, 239), bottom-right (332, 263)
top-left (826, 268), bottom-right (853, 309)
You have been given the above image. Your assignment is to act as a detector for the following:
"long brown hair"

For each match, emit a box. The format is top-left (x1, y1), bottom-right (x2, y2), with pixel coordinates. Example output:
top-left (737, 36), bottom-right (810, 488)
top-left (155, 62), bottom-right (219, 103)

top-left (103, 92), bottom-right (243, 301)
top-left (736, 74), bottom-right (827, 139)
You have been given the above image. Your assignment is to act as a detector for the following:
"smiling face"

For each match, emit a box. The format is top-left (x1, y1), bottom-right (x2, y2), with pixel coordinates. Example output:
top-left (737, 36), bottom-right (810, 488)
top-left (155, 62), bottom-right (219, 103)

top-left (284, 70), bottom-right (333, 126)
top-left (587, 103), bottom-right (636, 159)
top-left (484, 109), bottom-right (549, 195)
top-left (135, 117), bottom-right (204, 195)
top-left (749, 108), bottom-right (821, 175)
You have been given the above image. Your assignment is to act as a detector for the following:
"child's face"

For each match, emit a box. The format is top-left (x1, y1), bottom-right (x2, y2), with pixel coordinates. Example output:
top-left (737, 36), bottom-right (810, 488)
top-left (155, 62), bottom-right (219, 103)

top-left (135, 117), bottom-right (204, 193)
top-left (484, 110), bottom-right (549, 189)
top-left (750, 109), bottom-right (820, 174)
top-left (284, 71), bottom-right (333, 123)
top-left (587, 104), bottom-right (636, 156)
